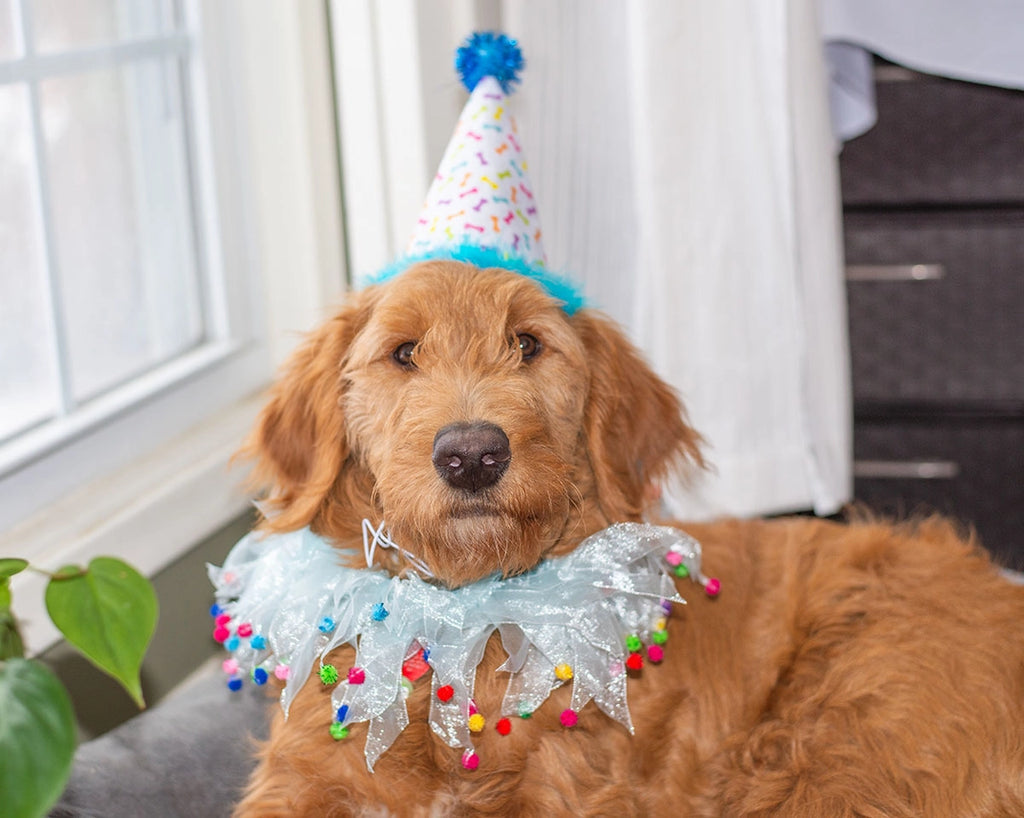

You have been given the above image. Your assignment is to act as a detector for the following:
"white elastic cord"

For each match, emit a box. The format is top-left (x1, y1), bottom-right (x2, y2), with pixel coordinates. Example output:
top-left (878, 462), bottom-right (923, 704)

top-left (362, 519), bottom-right (435, 578)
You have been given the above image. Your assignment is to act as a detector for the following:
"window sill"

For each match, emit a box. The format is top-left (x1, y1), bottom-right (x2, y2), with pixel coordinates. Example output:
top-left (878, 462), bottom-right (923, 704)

top-left (2, 393), bottom-right (263, 655)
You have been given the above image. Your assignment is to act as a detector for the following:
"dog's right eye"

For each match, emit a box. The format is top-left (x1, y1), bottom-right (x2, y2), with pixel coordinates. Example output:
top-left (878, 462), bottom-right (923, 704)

top-left (392, 342), bottom-right (417, 368)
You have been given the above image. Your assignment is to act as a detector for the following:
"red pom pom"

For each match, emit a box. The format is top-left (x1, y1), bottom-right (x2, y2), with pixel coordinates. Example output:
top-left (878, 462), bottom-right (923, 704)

top-left (461, 749), bottom-right (480, 770)
top-left (437, 684), bottom-right (455, 702)
top-left (496, 717), bottom-right (512, 736)
top-left (401, 650), bottom-right (430, 682)
top-left (647, 644), bottom-right (664, 664)
top-left (215, 613), bottom-right (231, 626)
top-left (560, 708), bottom-right (578, 727)
top-left (347, 666), bottom-right (366, 685)
top-left (705, 577), bottom-right (721, 597)
top-left (237, 622), bottom-right (253, 637)
top-left (625, 652), bottom-right (644, 671)
top-left (212, 625), bottom-right (230, 643)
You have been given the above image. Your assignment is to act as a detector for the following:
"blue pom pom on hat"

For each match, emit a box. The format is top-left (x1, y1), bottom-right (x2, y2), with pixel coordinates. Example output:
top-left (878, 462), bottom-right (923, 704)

top-left (455, 31), bottom-right (525, 94)
top-left (372, 31), bottom-right (585, 314)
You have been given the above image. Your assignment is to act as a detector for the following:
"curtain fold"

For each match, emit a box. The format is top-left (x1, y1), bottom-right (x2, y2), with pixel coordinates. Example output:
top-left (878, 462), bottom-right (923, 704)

top-left (503, 0), bottom-right (851, 518)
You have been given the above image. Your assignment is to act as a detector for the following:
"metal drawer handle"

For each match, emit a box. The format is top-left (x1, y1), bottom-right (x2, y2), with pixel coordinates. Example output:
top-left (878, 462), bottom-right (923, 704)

top-left (854, 459), bottom-right (960, 480)
top-left (846, 263), bottom-right (945, 282)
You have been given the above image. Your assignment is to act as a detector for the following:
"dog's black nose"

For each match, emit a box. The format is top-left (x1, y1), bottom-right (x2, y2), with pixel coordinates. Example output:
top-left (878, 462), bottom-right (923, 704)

top-left (432, 422), bottom-right (511, 492)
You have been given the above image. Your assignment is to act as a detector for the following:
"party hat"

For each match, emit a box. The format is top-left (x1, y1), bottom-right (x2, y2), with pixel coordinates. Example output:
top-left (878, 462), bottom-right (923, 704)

top-left (373, 33), bottom-right (583, 312)
top-left (409, 32), bottom-right (545, 265)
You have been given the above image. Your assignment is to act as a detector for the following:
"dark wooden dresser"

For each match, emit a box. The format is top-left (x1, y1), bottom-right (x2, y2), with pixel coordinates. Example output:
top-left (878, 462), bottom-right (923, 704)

top-left (839, 65), bottom-right (1024, 569)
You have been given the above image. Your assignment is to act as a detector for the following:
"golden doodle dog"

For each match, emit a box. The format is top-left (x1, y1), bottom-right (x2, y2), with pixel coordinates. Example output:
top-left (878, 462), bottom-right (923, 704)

top-left (230, 259), bottom-right (1024, 817)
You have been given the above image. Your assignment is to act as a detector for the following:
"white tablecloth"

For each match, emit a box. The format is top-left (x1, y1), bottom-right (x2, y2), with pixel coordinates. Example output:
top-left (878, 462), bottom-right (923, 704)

top-left (820, 0), bottom-right (1024, 140)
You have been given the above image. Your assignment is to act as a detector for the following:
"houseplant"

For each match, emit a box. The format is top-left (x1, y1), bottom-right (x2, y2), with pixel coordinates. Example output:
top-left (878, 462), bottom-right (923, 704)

top-left (0, 556), bottom-right (157, 818)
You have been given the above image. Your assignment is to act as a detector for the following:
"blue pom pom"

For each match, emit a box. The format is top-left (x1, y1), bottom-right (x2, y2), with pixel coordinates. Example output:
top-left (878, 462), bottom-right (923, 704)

top-left (227, 676), bottom-right (243, 692)
top-left (252, 667), bottom-right (268, 686)
top-left (455, 32), bottom-right (524, 94)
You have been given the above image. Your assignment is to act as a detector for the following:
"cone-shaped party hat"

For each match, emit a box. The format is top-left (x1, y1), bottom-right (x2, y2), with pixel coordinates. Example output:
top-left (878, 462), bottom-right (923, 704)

top-left (371, 32), bottom-right (584, 313)
top-left (408, 32), bottom-right (545, 265)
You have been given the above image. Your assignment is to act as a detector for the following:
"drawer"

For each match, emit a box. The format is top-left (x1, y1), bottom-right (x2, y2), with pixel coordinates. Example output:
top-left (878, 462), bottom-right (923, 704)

top-left (852, 418), bottom-right (1024, 570)
top-left (840, 75), bottom-right (1024, 207)
top-left (844, 210), bottom-right (1024, 406)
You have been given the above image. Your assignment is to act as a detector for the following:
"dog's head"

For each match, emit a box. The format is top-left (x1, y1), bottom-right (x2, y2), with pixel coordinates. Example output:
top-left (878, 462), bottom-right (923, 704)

top-left (245, 260), bottom-right (703, 586)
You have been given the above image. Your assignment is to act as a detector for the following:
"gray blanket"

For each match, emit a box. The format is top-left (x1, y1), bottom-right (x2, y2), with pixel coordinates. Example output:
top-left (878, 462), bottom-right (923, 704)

top-left (50, 663), bottom-right (270, 818)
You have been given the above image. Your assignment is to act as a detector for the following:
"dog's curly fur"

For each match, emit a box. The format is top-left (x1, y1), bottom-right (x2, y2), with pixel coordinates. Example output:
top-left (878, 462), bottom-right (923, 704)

top-left (234, 260), bottom-right (1024, 817)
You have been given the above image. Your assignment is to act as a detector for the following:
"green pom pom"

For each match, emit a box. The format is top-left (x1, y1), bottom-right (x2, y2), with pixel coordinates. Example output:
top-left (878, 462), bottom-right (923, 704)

top-left (625, 634), bottom-right (642, 653)
top-left (319, 663), bottom-right (339, 685)
top-left (329, 722), bottom-right (349, 740)
top-left (651, 629), bottom-right (668, 645)
top-left (674, 563), bottom-right (690, 579)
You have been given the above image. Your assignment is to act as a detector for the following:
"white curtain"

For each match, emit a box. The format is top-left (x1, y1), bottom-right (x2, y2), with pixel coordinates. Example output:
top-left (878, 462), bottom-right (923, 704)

top-left (501, 0), bottom-right (851, 518)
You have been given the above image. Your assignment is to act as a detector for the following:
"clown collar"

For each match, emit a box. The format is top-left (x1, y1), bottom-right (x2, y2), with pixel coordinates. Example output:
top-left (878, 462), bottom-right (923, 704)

top-left (209, 521), bottom-right (717, 771)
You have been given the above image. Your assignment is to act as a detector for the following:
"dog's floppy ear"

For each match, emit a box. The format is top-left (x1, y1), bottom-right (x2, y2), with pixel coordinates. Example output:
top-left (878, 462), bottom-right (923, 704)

top-left (572, 309), bottom-right (704, 520)
top-left (242, 290), bottom-right (376, 532)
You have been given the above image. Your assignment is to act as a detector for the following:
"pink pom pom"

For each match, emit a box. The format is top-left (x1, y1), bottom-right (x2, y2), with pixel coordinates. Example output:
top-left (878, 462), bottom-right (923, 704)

top-left (705, 577), bottom-right (721, 597)
top-left (664, 551), bottom-right (683, 566)
top-left (646, 645), bottom-right (664, 664)
top-left (212, 625), bottom-right (230, 643)
top-left (560, 708), bottom-right (578, 727)
top-left (215, 613), bottom-right (231, 626)
top-left (461, 749), bottom-right (480, 770)
top-left (274, 664), bottom-right (290, 680)
top-left (237, 622), bottom-right (253, 637)
top-left (222, 658), bottom-right (239, 675)
top-left (348, 667), bottom-right (366, 685)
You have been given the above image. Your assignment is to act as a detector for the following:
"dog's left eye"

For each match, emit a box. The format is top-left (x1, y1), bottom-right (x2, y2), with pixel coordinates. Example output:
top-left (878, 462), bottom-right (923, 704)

top-left (516, 333), bottom-right (541, 360)
top-left (393, 341), bottom-right (417, 368)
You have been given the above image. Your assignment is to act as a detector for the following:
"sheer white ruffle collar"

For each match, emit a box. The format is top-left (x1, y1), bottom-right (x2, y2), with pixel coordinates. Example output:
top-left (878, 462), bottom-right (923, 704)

top-left (209, 522), bottom-right (715, 771)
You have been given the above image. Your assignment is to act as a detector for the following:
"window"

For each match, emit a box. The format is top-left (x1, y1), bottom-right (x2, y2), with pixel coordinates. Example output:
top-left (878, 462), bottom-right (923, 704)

top-left (0, 0), bottom-right (266, 529)
top-left (1, 0), bottom-right (346, 651)
top-left (2, 2), bottom-right (206, 446)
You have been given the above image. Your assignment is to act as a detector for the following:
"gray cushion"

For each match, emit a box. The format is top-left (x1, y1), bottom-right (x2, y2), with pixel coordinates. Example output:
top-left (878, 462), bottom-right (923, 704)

top-left (50, 663), bottom-right (270, 818)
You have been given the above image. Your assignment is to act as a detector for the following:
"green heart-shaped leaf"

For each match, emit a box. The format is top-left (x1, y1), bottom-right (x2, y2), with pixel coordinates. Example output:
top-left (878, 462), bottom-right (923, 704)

top-left (0, 658), bottom-right (76, 818)
top-left (45, 558), bottom-right (158, 708)
top-left (0, 558), bottom-right (28, 579)
top-left (0, 607), bottom-right (25, 660)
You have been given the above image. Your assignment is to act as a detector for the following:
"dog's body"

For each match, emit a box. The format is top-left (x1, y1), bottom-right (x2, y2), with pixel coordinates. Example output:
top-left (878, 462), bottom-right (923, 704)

top-left (234, 261), bottom-right (1024, 817)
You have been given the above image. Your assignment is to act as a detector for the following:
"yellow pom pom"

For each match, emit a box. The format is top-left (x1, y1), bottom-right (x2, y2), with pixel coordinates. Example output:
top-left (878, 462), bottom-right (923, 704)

top-left (554, 663), bottom-right (574, 681)
top-left (655, 617), bottom-right (668, 632)
top-left (468, 713), bottom-right (486, 732)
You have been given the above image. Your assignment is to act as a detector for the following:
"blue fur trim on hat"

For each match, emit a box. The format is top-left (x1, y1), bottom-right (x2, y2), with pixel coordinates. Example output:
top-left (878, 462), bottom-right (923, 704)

top-left (455, 32), bottom-right (524, 94)
top-left (364, 245), bottom-right (586, 315)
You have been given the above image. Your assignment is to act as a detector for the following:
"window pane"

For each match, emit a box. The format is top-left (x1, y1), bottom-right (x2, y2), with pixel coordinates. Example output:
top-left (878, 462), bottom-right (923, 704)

top-left (0, 0), bottom-right (18, 58)
top-left (0, 83), bottom-right (60, 441)
top-left (31, 0), bottom-right (173, 52)
top-left (42, 57), bottom-right (203, 401)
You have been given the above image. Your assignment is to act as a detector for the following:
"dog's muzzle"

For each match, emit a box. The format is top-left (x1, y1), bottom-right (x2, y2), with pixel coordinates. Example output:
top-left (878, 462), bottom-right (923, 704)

top-left (432, 421), bottom-right (511, 493)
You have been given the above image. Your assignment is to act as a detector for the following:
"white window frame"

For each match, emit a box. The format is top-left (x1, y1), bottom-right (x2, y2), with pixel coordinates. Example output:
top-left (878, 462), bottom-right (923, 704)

top-left (2, 0), bottom-right (346, 654)
top-left (329, 0), bottom-right (500, 279)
